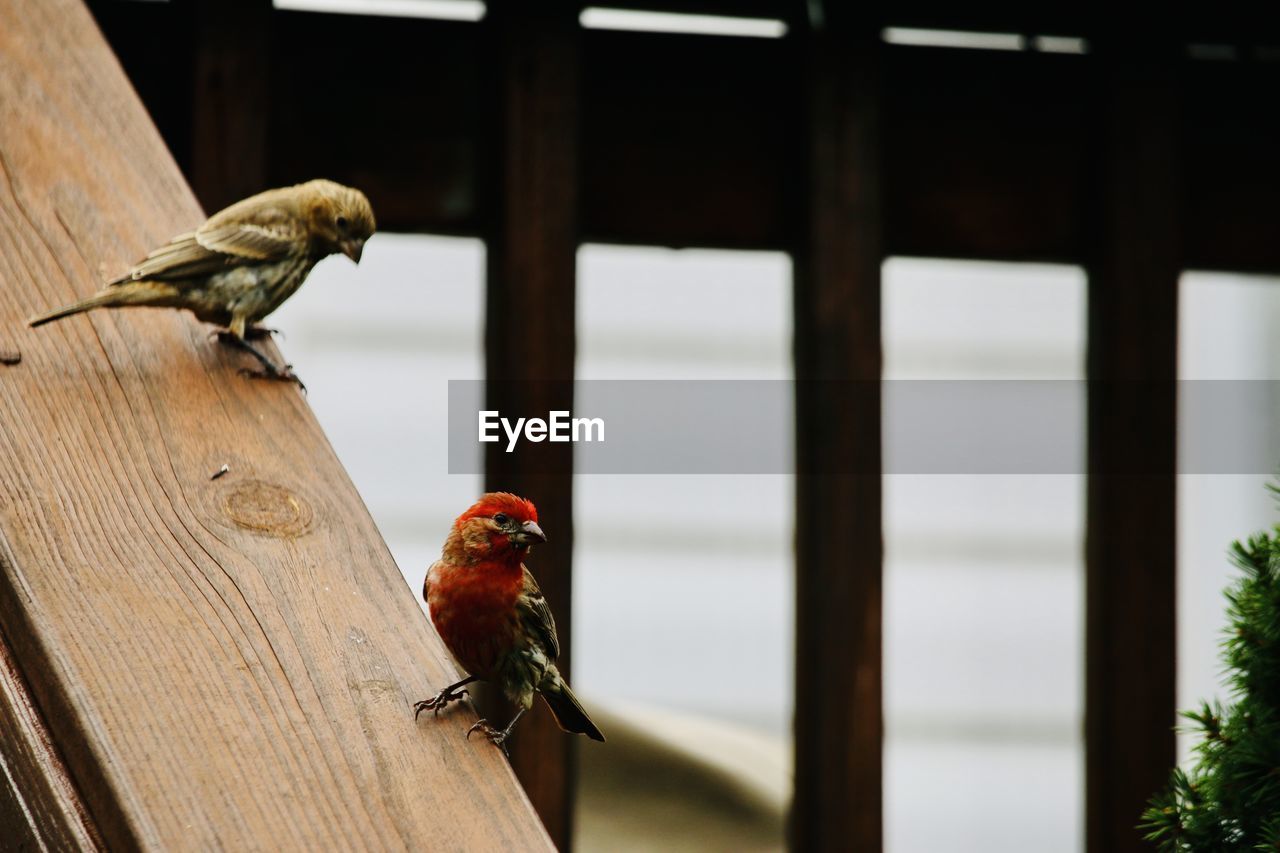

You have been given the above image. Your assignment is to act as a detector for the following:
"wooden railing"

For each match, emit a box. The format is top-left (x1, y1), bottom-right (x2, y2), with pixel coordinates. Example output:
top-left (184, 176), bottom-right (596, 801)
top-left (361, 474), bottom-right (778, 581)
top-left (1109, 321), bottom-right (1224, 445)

top-left (0, 1), bottom-right (552, 848)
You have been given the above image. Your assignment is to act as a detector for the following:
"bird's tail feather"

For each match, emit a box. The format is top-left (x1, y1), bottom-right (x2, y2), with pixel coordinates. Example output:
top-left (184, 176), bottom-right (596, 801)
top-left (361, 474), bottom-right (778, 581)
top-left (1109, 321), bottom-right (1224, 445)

top-left (542, 683), bottom-right (605, 742)
top-left (28, 285), bottom-right (167, 328)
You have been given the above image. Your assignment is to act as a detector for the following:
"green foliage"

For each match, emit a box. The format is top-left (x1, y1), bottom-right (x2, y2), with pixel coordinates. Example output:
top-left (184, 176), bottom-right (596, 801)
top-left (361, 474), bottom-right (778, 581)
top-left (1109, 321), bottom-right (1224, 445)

top-left (1142, 487), bottom-right (1280, 850)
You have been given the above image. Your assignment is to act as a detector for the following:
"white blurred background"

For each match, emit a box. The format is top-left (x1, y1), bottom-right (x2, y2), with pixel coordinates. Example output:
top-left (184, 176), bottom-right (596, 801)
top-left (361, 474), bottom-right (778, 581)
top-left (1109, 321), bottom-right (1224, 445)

top-left (270, 233), bottom-right (1279, 851)
top-left (272, 233), bottom-right (486, 577)
top-left (1177, 273), bottom-right (1280, 763)
top-left (881, 258), bottom-right (1087, 853)
top-left (573, 245), bottom-right (793, 734)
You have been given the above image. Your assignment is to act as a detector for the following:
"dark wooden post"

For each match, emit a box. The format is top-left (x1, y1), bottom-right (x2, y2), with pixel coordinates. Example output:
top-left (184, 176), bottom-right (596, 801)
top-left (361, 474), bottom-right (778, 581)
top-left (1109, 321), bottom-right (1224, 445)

top-left (1084, 39), bottom-right (1181, 853)
top-left (190, 0), bottom-right (271, 211)
top-left (482, 1), bottom-right (581, 847)
top-left (792, 5), bottom-right (884, 850)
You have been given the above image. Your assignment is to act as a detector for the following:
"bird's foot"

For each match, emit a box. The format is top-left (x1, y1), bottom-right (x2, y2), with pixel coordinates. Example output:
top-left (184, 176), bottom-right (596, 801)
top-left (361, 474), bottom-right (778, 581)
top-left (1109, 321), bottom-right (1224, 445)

top-left (212, 330), bottom-right (304, 391)
top-left (245, 326), bottom-right (284, 341)
top-left (238, 366), bottom-right (306, 392)
top-left (413, 685), bottom-right (470, 720)
top-left (466, 719), bottom-right (511, 755)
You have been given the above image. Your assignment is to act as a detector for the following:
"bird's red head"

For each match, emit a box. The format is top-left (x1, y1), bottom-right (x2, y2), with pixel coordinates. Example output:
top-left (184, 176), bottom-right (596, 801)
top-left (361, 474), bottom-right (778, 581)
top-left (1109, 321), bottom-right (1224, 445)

top-left (448, 492), bottom-right (545, 563)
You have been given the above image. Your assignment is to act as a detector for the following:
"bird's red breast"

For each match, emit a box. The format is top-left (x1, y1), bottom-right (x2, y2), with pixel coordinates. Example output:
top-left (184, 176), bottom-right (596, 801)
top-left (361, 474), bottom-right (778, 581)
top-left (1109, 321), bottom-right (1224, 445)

top-left (426, 558), bottom-right (524, 678)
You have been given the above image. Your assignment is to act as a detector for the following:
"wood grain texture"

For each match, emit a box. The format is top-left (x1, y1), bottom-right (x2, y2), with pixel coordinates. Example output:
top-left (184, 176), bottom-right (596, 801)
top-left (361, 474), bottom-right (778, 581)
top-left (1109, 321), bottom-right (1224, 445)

top-left (481, 2), bottom-right (583, 848)
top-left (0, 621), bottom-right (105, 851)
top-left (0, 2), bottom-right (552, 849)
top-left (791, 10), bottom-right (884, 851)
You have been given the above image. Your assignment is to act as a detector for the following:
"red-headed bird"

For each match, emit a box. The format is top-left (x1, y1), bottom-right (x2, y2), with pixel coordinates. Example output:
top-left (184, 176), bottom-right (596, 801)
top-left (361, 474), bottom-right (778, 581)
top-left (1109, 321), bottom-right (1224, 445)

top-left (28, 179), bottom-right (375, 386)
top-left (415, 493), bottom-right (604, 748)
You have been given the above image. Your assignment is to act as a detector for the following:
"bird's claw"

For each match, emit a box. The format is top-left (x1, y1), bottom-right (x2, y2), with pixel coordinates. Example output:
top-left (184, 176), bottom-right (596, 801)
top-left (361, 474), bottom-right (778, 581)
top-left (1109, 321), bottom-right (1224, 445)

top-left (413, 686), bottom-right (469, 720)
top-left (237, 366), bottom-right (306, 392)
top-left (466, 719), bottom-right (511, 755)
top-left (212, 328), bottom-right (283, 342)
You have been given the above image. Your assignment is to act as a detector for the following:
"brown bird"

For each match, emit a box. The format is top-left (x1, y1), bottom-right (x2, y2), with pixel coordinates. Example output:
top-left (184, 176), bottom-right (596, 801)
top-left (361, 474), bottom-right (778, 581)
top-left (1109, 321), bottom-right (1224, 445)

top-left (28, 179), bottom-right (375, 385)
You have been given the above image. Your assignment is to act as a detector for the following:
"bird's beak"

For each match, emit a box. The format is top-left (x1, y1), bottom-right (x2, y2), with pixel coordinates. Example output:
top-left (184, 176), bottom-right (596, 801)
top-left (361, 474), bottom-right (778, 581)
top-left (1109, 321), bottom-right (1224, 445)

top-left (509, 521), bottom-right (547, 546)
top-left (341, 239), bottom-right (365, 264)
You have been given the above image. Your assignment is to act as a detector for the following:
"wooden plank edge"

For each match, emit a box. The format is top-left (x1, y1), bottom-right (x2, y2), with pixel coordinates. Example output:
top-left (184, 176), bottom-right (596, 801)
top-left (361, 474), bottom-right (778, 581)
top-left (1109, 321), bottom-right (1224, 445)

top-left (0, 588), bottom-right (106, 852)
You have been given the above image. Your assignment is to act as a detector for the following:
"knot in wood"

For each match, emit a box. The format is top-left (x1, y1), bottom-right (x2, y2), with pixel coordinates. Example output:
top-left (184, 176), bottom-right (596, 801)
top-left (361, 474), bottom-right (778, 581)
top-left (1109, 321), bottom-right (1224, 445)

top-left (221, 480), bottom-right (313, 537)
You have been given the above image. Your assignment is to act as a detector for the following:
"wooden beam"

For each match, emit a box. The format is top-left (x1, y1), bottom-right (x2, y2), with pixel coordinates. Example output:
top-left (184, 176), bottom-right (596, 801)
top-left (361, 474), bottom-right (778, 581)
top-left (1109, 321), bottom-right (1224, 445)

top-left (85, 6), bottom-right (1280, 271)
top-left (580, 28), bottom-right (800, 249)
top-left (882, 44), bottom-right (1091, 263)
top-left (1182, 58), bottom-right (1280, 273)
top-left (0, 1), bottom-right (551, 848)
top-left (190, 0), bottom-right (271, 212)
top-left (85, 0), bottom-right (197, 177)
top-left (266, 11), bottom-right (484, 235)
top-left (481, 1), bottom-right (582, 848)
top-left (1084, 42), bottom-right (1180, 853)
top-left (792, 10), bottom-right (884, 852)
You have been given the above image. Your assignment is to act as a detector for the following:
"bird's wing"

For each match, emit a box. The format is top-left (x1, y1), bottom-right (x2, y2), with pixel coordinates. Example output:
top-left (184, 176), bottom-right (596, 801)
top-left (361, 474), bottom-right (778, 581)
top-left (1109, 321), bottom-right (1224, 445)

top-left (195, 211), bottom-right (303, 261)
top-left (109, 205), bottom-right (302, 286)
top-left (517, 565), bottom-right (561, 661)
top-left (107, 232), bottom-right (226, 285)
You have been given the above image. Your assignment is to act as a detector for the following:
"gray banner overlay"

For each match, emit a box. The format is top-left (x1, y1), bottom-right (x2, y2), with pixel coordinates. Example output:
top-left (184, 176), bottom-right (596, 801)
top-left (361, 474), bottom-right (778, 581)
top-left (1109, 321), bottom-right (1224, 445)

top-left (447, 380), bottom-right (1280, 474)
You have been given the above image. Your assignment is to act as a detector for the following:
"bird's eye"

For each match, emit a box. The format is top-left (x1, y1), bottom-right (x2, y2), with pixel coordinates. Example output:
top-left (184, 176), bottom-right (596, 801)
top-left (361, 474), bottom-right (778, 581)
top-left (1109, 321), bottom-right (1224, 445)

top-left (336, 215), bottom-right (349, 230)
top-left (493, 513), bottom-right (511, 527)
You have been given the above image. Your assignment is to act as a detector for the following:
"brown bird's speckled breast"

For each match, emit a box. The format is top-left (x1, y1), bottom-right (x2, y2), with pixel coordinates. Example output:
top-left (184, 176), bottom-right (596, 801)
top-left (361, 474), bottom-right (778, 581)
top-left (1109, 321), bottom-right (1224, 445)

top-left (180, 254), bottom-right (316, 326)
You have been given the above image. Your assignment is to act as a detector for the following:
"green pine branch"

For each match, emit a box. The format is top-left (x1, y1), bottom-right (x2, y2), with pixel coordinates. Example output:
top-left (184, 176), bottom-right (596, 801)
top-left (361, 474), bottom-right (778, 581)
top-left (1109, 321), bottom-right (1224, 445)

top-left (1142, 484), bottom-right (1280, 851)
